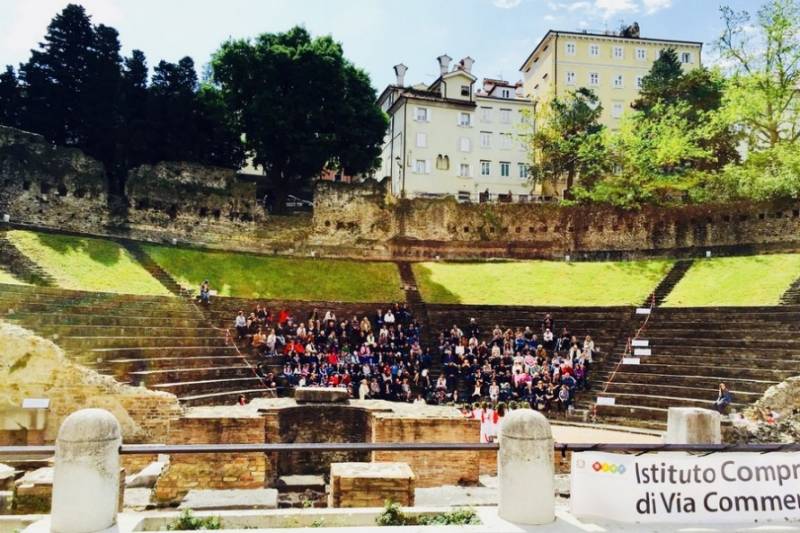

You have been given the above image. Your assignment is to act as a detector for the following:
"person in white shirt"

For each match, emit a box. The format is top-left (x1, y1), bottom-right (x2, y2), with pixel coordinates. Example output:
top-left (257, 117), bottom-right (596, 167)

top-left (383, 310), bottom-right (395, 325)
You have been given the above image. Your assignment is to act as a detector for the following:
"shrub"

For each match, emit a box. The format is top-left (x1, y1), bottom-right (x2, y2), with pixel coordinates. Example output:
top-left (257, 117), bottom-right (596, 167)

top-left (166, 510), bottom-right (221, 530)
top-left (376, 500), bottom-right (480, 526)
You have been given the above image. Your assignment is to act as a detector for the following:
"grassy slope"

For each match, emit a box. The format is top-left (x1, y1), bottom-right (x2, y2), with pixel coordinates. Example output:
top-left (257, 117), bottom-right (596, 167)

top-left (413, 259), bottom-right (673, 306)
top-left (0, 269), bottom-right (25, 285)
top-left (143, 244), bottom-right (404, 302)
top-left (663, 254), bottom-right (800, 306)
top-left (7, 231), bottom-right (171, 296)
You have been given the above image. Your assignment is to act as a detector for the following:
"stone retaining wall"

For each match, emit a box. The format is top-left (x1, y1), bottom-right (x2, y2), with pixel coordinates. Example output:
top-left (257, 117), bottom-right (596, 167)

top-left (4, 125), bottom-right (800, 260)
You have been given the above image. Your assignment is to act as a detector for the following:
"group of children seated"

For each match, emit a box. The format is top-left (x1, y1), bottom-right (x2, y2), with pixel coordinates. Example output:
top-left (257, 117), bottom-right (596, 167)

top-left (232, 304), bottom-right (597, 413)
top-left (433, 314), bottom-right (596, 414)
top-left (232, 303), bottom-right (430, 401)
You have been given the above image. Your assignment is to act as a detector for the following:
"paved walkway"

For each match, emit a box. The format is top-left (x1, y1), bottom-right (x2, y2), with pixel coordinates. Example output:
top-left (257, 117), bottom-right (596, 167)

top-left (551, 423), bottom-right (662, 444)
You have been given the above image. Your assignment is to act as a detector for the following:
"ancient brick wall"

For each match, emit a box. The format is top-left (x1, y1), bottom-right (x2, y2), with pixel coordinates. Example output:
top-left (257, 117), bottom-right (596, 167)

top-left (0, 321), bottom-right (181, 445)
top-left (370, 414), bottom-right (481, 487)
top-left (153, 413), bottom-right (267, 503)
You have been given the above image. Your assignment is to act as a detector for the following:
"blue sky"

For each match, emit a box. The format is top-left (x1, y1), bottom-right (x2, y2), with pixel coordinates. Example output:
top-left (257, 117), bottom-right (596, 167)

top-left (0, 0), bottom-right (762, 90)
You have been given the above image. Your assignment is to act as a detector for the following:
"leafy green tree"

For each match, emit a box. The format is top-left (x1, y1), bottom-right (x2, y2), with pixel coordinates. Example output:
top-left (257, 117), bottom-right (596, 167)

top-left (211, 26), bottom-right (388, 211)
top-left (0, 66), bottom-right (21, 128)
top-left (527, 88), bottom-right (609, 194)
top-left (717, 0), bottom-right (800, 148)
top-left (713, 143), bottom-right (800, 200)
top-left (633, 49), bottom-right (739, 171)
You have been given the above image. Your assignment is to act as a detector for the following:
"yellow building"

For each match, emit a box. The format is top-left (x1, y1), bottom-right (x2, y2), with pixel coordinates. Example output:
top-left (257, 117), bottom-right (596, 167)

top-left (377, 56), bottom-right (535, 202)
top-left (520, 26), bottom-right (703, 128)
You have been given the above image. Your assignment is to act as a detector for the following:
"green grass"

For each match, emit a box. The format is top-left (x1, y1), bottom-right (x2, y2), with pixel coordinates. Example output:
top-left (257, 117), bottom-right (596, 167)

top-left (0, 269), bottom-right (25, 285)
top-left (663, 254), bottom-right (800, 306)
top-left (413, 259), bottom-right (673, 306)
top-left (7, 230), bottom-right (171, 296)
top-left (143, 244), bottom-right (404, 302)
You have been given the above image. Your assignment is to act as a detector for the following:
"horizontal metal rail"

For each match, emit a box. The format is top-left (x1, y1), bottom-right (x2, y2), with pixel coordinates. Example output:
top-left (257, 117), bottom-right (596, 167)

top-left (1, 442), bottom-right (799, 456)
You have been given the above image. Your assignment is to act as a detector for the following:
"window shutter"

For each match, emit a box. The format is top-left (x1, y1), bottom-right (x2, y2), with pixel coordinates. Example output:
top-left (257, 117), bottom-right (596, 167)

top-left (425, 160), bottom-right (431, 174)
top-left (427, 108), bottom-right (432, 121)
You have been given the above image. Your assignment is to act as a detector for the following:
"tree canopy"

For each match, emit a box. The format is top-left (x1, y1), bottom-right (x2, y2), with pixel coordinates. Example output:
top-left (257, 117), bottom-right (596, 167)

top-left (0, 4), bottom-right (243, 194)
top-left (210, 26), bottom-right (388, 210)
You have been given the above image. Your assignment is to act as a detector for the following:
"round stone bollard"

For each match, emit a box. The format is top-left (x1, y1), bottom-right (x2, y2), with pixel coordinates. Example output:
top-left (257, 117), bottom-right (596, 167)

top-left (665, 407), bottom-right (721, 445)
top-left (51, 409), bottom-right (122, 533)
top-left (497, 409), bottom-right (555, 525)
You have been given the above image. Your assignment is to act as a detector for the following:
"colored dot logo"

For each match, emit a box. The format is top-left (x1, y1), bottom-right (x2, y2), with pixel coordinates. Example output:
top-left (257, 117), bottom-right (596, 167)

top-left (591, 461), bottom-right (626, 474)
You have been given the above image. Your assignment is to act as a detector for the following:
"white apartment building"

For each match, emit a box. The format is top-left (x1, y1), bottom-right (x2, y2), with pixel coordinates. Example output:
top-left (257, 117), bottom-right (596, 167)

top-left (377, 55), bottom-right (535, 202)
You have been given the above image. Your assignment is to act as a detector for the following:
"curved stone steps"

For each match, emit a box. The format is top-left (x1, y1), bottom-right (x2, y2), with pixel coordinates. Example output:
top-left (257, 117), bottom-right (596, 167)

top-left (594, 370), bottom-right (778, 392)
top-left (78, 345), bottom-right (239, 361)
top-left (58, 335), bottom-right (230, 349)
top-left (153, 376), bottom-right (266, 397)
top-left (600, 382), bottom-right (763, 402)
top-left (2, 312), bottom-right (211, 328)
top-left (629, 354), bottom-right (800, 369)
top-left (99, 355), bottom-right (253, 373)
top-left (128, 365), bottom-right (258, 386)
top-left (595, 392), bottom-right (746, 411)
top-left (20, 324), bottom-right (221, 337)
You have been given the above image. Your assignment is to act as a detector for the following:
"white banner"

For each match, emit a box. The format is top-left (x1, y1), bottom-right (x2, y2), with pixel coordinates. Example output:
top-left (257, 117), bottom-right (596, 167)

top-left (571, 451), bottom-right (800, 524)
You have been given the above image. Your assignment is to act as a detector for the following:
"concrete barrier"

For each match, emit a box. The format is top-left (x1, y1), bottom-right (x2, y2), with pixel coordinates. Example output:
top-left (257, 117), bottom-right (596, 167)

top-left (497, 409), bottom-right (554, 525)
top-left (665, 407), bottom-right (721, 444)
top-left (51, 409), bottom-right (121, 533)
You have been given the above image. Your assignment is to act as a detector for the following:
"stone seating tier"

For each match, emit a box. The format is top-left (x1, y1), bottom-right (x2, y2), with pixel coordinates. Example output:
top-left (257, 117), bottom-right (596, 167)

top-left (591, 305), bottom-right (800, 428)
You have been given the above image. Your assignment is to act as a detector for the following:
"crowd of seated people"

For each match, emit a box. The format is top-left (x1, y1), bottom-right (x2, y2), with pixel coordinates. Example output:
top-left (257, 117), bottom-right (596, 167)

top-left (232, 303), bottom-right (433, 401)
top-left (433, 313), bottom-right (596, 414)
top-left (231, 305), bottom-right (597, 412)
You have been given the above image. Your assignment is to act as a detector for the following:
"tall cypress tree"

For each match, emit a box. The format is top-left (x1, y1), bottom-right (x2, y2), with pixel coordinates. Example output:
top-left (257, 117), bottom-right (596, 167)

top-left (0, 66), bottom-right (21, 128)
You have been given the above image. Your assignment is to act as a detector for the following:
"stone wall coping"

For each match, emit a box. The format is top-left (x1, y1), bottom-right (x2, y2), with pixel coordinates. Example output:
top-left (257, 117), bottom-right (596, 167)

top-left (330, 461), bottom-right (415, 480)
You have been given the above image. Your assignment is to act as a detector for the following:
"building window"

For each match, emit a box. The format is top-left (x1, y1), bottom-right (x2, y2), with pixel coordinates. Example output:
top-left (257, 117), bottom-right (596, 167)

top-left (636, 76), bottom-right (644, 89)
top-left (500, 133), bottom-right (512, 150)
top-left (499, 109), bottom-right (511, 123)
top-left (414, 159), bottom-right (428, 173)
top-left (518, 163), bottom-right (528, 179)
top-left (501, 88), bottom-right (511, 98)
top-left (480, 131), bottom-right (492, 148)
top-left (613, 74), bottom-right (624, 88)
top-left (415, 107), bottom-right (429, 121)
top-left (681, 52), bottom-right (693, 64)
top-left (636, 48), bottom-right (647, 61)
top-left (566, 71), bottom-right (576, 85)
top-left (500, 161), bottom-right (510, 177)
top-left (480, 160), bottom-right (491, 176)
top-left (565, 42), bottom-right (576, 55)
top-left (458, 112), bottom-right (472, 127)
top-left (436, 154), bottom-right (450, 170)
top-left (460, 85), bottom-right (470, 96)
top-left (416, 132), bottom-right (427, 148)
top-left (590, 44), bottom-right (599, 56)
top-left (459, 137), bottom-right (471, 152)
top-left (457, 190), bottom-right (471, 202)
top-left (481, 107), bottom-right (492, 122)
top-left (589, 72), bottom-right (599, 86)
top-left (459, 163), bottom-right (471, 177)
top-left (613, 46), bottom-right (624, 59)
top-left (612, 102), bottom-right (624, 119)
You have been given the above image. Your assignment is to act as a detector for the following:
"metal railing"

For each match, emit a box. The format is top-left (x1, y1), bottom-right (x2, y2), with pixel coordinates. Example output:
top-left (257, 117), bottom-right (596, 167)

top-left (1, 442), bottom-right (799, 457)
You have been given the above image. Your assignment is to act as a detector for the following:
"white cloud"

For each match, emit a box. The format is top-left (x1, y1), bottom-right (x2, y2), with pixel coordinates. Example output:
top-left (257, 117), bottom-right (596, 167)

top-left (642, 0), bottom-right (672, 15)
top-left (593, 0), bottom-right (637, 18)
top-left (2, 0), bottom-right (123, 62)
top-left (492, 0), bottom-right (522, 8)
top-left (543, 14), bottom-right (557, 21)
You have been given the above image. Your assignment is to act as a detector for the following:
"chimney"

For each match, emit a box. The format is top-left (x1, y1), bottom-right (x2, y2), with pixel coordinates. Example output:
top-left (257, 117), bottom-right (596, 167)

top-left (437, 54), bottom-right (452, 75)
top-left (393, 63), bottom-right (408, 86)
top-left (460, 56), bottom-right (475, 73)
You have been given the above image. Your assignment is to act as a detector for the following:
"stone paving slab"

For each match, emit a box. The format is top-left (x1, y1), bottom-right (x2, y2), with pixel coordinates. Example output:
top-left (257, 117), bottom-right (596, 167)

top-left (179, 488), bottom-right (278, 510)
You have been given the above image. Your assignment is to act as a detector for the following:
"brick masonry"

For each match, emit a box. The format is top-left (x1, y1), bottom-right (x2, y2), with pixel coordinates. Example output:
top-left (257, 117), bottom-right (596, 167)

top-left (329, 462), bottom-right (415, 508)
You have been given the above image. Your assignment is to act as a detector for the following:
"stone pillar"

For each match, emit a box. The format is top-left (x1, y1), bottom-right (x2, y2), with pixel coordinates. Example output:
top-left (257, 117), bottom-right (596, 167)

top-left (665, 407), bottom-right (721, 444)
top-left (497, 409), bottom-right (554, 525)
top-left (51, 409), bottom-right (122, 533)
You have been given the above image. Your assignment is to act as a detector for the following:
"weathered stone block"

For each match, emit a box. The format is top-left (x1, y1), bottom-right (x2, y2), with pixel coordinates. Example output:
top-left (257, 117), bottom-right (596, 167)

top-left (329, 462), bottom-right (415, 508)
top-left (294, 387), bottom-right (349, 404)
top-left (179, 488), bottom-right (278, 510)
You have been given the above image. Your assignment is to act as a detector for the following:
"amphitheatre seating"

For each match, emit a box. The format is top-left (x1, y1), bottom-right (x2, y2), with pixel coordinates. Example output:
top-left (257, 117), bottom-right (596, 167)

top-left (0, 283), bottom-right (272, 405)
top-left (425, 304), bottom-right (633, 395)
top-left (594, 306), bottom-right (800, 427)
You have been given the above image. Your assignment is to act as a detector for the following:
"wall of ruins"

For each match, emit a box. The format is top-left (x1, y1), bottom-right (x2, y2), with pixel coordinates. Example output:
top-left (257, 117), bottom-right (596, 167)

top-left (0, 321), bottom-right (181, 446)
top-left (153, 411), bottom-right (267, 503)
top-left (4, 124), bottom-right (800, 260)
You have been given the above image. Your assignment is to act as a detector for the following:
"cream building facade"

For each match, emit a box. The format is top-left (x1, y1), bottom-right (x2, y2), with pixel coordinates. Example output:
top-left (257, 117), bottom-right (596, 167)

top-left (519, 27), bottom-right (703, 128)
top-left (377, 56), bottom-right (535, 202)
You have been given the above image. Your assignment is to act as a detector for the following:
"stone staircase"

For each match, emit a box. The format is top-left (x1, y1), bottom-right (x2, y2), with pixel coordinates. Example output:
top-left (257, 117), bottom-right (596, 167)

top-left (395, 261), bottom-right (437, 377)
top-left (0, 283), bottom-right (272, 405)
top-left (0, 231), bottom-right (55, 286)
top-left (780, 274), bottom-right (800, 305)
top-left (643, 259), bottom-right (694, 307)
top-left (119, 240), bottom-right (193, 298)
top-left (592, 306), bottom-right (800, 428)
